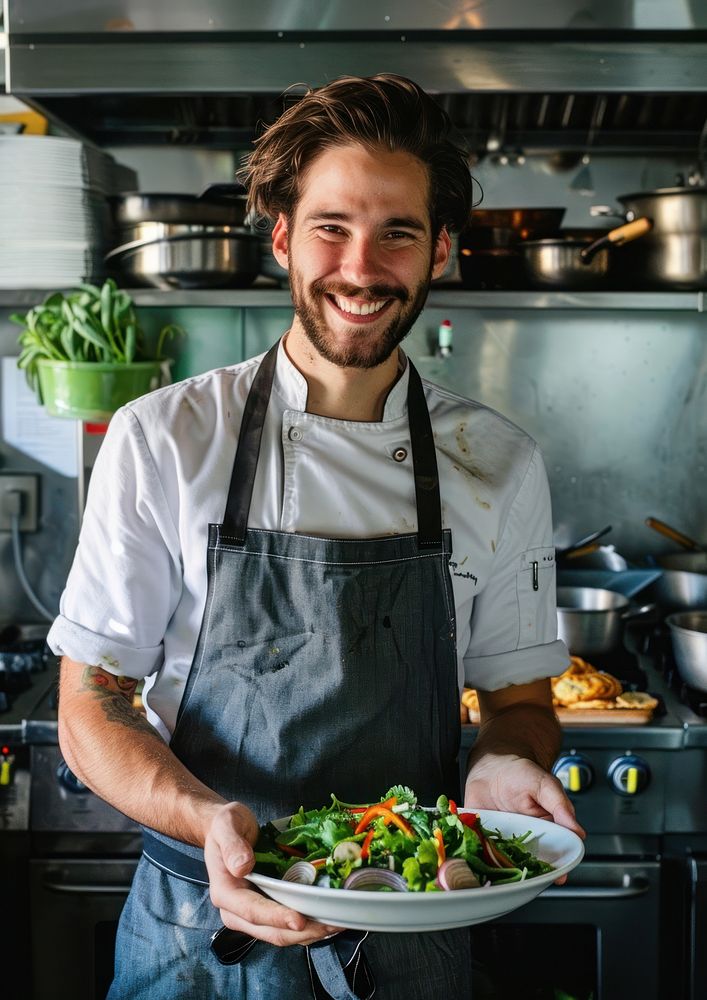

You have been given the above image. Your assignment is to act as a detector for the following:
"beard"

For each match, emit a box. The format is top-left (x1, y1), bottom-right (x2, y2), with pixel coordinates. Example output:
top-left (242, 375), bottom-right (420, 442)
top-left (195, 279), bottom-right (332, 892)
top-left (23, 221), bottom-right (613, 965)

top-left (288, 257), bottom-right (433, 370)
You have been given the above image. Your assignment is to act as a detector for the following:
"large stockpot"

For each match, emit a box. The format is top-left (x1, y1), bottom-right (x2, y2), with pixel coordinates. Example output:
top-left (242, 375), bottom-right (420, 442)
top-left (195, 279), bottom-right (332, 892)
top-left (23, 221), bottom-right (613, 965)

top-left (556, 586), bottom-right (652, 657)
top-left (665, 611), bottom-right (707, 691)
top-left (595, 187), bottom-right (707, 289)
top-left (105, 231), bottom-right (261, 289)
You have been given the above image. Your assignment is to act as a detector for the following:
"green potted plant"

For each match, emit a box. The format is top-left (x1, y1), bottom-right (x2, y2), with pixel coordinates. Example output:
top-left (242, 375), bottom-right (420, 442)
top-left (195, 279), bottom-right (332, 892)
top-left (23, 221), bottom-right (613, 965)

top-left (12, 279), bottom-right (181, 421)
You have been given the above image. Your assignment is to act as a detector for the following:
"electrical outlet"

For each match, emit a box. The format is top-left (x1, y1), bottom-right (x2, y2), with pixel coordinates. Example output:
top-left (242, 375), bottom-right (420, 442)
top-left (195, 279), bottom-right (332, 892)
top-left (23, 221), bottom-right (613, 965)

top-left (0, 474), bottom-right (39, 532)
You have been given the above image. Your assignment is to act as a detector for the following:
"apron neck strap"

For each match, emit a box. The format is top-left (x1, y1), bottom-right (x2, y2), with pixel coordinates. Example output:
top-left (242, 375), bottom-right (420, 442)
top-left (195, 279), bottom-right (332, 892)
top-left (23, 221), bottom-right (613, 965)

top-left (221, 340), bottom-right (443, 549)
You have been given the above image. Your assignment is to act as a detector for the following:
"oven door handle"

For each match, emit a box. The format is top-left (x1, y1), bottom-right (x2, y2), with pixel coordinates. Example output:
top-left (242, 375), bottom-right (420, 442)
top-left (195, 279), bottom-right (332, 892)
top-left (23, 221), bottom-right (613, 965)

top-left (43, 880), bottom-right (133, 894)
top-left (542, 877), bottom-right (651, 900)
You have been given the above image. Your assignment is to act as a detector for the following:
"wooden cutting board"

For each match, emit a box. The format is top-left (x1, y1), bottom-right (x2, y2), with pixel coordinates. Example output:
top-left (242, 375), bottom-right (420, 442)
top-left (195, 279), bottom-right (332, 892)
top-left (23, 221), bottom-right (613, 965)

top-left (467, 707), bottom-right (654, 726)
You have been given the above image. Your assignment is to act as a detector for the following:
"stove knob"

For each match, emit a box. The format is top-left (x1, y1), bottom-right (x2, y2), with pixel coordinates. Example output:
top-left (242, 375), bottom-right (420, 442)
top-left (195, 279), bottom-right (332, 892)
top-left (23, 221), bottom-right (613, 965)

top-left (552, 753), bottom-right (594, 793)
top-left (56, 759), bottom-right (89, 794)
top-left (607, 754), bottom-right (650, 796)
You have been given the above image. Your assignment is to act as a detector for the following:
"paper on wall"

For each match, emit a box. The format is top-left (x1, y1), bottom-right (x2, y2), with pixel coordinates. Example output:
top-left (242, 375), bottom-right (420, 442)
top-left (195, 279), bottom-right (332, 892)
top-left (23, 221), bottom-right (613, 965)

top-left (1, 357), bottom-right (78, 477)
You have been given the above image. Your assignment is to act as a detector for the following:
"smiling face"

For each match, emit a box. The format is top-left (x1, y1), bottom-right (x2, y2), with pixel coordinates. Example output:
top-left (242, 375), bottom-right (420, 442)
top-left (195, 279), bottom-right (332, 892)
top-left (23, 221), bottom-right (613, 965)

top-left (272, 143), bottom-right (450, 370)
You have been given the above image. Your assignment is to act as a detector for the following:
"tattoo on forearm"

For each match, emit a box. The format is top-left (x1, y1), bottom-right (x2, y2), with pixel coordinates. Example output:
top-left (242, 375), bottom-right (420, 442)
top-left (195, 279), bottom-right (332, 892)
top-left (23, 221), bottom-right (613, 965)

top-left (81, 666), bottom-right (161, 741)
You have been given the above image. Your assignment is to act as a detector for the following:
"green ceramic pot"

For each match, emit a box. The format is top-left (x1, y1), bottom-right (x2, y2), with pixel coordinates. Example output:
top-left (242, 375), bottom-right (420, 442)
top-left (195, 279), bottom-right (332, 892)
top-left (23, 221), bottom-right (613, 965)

top-left (36, 360), bottom-right (169, 421)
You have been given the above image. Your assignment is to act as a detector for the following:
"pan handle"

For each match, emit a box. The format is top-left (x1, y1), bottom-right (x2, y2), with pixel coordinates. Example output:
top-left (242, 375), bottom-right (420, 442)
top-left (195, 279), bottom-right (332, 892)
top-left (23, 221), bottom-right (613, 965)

top-left (645, 517), bottom-right (703, 552)
top-left (580, 217), bottom-right (652, 264)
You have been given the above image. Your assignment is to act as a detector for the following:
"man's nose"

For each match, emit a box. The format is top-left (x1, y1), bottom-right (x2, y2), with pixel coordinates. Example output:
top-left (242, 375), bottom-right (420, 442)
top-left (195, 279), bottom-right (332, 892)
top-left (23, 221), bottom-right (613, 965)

top-left (338, 235), bottom-right (384, 287)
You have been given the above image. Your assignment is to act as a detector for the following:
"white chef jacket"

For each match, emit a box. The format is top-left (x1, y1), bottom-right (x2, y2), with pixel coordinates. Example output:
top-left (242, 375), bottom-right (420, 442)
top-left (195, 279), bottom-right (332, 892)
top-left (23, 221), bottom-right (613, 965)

top-left (48, 340), bottom-right (568, 742)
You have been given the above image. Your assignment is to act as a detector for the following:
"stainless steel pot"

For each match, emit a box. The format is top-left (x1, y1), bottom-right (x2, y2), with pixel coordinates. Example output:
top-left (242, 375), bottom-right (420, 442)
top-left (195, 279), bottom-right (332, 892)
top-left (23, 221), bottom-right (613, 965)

top-left (666, 610), bottom-right (707, 691)
top-left (116, 222), bottom-right (247, 244)
top-left (556, 586), bottom-right (652, 657)
top-left (522, 238), bottom-right (609, 290)
top-left (522, 219), bottom-right (651, 290)
top-left (647, 570), bottom-right (707, 611)
top-left (105, 232), bottom-right (261, 289)
top-left (595, 187), bottom-right (707, 289)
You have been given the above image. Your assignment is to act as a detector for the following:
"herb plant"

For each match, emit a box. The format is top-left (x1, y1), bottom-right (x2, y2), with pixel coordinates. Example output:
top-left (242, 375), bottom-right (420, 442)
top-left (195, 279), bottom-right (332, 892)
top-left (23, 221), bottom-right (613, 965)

top-left (12, 278), bottom-right (180, 392)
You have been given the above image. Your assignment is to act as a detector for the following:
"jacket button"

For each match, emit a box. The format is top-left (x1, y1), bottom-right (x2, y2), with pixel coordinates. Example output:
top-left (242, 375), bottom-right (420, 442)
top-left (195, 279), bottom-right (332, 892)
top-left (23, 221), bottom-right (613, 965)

top-left (393, 448), bottom-right (408, 462)
top-left (288, 426), bottom-right (303, 442)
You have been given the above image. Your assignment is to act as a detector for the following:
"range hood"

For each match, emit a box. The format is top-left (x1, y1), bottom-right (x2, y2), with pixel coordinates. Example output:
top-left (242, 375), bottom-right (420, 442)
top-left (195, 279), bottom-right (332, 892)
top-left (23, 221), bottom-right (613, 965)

top-left (5, 0), bottom-right (707, 151)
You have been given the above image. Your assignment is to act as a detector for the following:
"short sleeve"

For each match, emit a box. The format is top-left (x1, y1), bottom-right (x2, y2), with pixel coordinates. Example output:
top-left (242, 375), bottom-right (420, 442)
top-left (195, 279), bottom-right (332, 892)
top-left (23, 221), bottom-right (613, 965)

top-left (463, 444), bottom-right (568, 690)
top-left (47, 407), bottom-right (182, 679)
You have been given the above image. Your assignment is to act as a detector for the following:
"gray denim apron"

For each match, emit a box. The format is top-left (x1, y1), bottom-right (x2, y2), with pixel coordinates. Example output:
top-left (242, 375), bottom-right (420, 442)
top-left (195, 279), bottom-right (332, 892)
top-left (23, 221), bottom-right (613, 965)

top-left (108, 341), bottom-right (472, 999)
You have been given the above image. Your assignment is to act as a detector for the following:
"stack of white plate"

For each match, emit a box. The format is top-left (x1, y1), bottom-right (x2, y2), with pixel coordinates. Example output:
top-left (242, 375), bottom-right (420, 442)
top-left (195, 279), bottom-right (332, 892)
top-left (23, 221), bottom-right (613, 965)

top-left (0, 135), bottom-right (137, 288)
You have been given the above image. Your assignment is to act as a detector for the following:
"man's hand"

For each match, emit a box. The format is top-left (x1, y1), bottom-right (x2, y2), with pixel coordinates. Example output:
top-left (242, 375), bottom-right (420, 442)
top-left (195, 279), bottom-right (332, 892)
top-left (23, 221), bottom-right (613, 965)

top-left (464, 752), bottom-right (585, 884)
top-left (204, 802), bottom-right (342, 947)
top-left (464, 752), bottom-right (584, 833)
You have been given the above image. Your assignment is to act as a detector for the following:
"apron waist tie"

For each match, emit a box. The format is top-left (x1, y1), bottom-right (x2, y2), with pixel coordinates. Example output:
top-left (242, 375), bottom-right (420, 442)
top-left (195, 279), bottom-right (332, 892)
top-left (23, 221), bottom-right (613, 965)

top-left (141, 831), bottom-right (375, 1000)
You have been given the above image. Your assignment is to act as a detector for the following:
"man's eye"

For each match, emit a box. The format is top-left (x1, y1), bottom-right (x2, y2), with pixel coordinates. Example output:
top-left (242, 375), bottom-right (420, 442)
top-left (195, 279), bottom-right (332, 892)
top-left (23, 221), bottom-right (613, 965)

top-left (385, 231), bottom-right (415, 242)
top-left (320, 225), bottom-right (345, 236)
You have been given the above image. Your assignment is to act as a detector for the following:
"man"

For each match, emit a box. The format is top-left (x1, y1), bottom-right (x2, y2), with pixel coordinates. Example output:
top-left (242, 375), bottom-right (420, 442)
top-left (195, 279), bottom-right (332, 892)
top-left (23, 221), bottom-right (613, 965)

top-left (50, 74), bottom-right (583, 999)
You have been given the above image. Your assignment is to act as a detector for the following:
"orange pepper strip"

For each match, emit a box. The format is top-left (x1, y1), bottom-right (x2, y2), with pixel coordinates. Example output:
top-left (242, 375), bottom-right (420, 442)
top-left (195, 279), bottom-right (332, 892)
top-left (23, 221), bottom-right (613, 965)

top-left (276, 843), bottom-right (306, 858)
top-left (434, 828), bottom-right (446, 867)
top-left (311, 858), bottom-right (328, 869)
top-left (360, 829), bottom-right (376, 860)
top-left (354, 804), bottom-right (414, 838)
top-left (448, 799), bottom-right (458, 815)
top-left (349, 796), bottom-right (397, 817)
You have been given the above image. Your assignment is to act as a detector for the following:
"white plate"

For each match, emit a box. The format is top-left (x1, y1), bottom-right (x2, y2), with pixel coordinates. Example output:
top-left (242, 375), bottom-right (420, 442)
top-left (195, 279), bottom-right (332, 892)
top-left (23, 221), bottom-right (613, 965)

top-left (247, 809), bottom-right (584, 932)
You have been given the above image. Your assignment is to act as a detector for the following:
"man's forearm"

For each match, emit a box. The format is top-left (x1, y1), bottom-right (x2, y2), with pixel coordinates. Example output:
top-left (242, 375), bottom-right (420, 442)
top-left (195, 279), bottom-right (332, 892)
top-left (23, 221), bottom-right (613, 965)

top-left (58, 658), bottom-right (225, 846)
top-left (466, 701), bottom-right (562, 776)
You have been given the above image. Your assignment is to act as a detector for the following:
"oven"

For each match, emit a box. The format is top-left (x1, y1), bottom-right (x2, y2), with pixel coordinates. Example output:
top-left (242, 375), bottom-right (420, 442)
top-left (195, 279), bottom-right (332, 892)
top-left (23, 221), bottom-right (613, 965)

top-left (471, 855), bottom-right (662, 1000)
top-left (28, 744), bottom-right (141, 1000)
top-left (462, 742), bottom-right (672, 1000)
top-left (29, 856), bottom-right (138, 1000)
top-left (0, 630), bottom-right (141, 1000)
top-left (462, 639), bottom-right (691, 1000)
top-left (662, 744), bottom-right (707, 1000)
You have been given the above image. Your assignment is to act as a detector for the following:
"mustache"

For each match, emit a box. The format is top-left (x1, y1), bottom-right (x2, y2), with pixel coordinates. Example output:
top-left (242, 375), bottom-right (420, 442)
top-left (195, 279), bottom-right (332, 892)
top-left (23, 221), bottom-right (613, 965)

top-left (311, 279), bottom-right (409, 303)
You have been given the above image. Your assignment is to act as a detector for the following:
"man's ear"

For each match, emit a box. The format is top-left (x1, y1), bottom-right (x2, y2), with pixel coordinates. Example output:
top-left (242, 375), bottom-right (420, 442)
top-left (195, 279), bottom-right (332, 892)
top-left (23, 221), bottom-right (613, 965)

top-left (271, 213), bottom-right (289, 270)
top-left (431, 227), bottom-right (452, 281)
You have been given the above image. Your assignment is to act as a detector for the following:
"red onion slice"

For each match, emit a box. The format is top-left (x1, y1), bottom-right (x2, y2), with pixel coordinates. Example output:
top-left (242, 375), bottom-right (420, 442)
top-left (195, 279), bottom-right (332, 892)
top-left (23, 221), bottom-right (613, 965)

top-left (342, 868), bottom-right (409, 892)
top-left (436, 859), bottom-right (480, 890)
top-left (283, 861), bottom-right (317, 885)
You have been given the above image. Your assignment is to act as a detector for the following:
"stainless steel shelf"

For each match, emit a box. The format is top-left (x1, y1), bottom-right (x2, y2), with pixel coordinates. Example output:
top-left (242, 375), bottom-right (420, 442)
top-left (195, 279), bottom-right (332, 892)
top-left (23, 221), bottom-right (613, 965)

top-left (1, 288), bottom-right (706, 311)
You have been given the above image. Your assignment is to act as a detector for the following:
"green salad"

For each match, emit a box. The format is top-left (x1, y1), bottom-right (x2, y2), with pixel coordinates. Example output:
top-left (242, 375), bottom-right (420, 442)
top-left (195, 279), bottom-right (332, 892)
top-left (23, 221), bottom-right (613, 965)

top-left (253, 785), bottom-right (555, 893)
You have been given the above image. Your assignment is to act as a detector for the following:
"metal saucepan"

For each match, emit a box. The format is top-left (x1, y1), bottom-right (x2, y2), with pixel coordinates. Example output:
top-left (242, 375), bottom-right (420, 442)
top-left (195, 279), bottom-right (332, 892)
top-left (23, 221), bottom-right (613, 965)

top-left (105, 231), bottom-right (261, 289)
top-left (645, 517), bottom-right (707, 574)
top-left (521, 218), bottom-right (652, 290)
top-left (646, 570), bottom-right (707, 612)
top-left (665, 611), bottom-right (707, 691)
top-left (109, 183), bottom-right (248, 227)
top-left (593, 186), bottom-right (707, 289)
top-left (556, 586), bottom-right (653, 657)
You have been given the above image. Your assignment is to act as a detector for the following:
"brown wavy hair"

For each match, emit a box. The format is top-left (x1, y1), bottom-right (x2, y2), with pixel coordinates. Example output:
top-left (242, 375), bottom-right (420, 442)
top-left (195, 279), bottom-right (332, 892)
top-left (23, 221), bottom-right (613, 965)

top-left (240, 74), bottom-right (472, 234)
